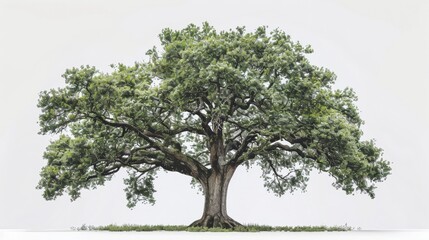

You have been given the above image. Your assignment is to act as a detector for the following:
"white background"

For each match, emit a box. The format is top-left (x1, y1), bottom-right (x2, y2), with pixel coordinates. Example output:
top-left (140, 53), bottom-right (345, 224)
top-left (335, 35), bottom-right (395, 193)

top-left (0, 0), bottom-right (428, 230)
top-left (2, 230), bottom-right (429, 240)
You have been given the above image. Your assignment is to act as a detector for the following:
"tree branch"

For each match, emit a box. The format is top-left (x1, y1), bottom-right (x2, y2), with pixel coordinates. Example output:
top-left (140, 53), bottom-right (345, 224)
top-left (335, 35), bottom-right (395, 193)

top-left (86, 165), bottom-right (121, 181)
top-left (94, 115), bottom-right (209, 179)
top-left (266, 142), bottom-right (306, 158)
top-left (228, 132), bottom-right (256, 166)
top-left (266, 158), bottom-right (294, 181)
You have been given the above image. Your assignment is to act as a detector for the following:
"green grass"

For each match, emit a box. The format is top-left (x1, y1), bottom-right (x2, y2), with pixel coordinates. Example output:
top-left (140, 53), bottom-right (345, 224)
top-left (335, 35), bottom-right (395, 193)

top-left (73, 224), bottom-right (353, 232)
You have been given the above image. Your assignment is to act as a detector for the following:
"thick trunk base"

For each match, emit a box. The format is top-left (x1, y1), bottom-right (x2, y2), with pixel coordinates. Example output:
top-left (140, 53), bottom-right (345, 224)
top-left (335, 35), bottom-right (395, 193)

top-left (189, 214), bottom-right (242, 228)
top-left (191, 165), bottom-right (239, 228)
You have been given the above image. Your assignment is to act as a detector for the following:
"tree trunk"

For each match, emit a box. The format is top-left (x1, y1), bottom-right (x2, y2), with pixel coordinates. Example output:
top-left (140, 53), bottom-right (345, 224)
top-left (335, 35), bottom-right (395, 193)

top-left (189, 165), bottom-right (242, 228)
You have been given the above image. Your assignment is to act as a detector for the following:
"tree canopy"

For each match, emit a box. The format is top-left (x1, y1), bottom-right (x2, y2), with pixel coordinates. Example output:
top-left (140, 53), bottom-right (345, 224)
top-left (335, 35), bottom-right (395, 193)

top-left (37, 23), bottom-right (391, 227)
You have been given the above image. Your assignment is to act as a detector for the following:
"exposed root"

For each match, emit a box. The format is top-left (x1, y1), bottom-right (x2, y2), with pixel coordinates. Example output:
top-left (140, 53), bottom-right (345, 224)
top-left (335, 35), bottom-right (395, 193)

top-left (189, 214), bottom-right (242, 228)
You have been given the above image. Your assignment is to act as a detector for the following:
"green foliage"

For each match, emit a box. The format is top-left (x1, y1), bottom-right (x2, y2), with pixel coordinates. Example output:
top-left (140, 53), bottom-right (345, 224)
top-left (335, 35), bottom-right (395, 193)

top-left (124, 170), bottom-right (157, 208)
top-left (37, 22), bottom-right (391, 207)
top-left (76, 224), bottom-right (352, 232)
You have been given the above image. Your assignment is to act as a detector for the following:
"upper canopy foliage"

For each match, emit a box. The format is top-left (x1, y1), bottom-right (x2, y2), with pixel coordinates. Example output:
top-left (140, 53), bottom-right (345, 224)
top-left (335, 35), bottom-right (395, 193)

top-left (37, 23), bottom-right (391, 207)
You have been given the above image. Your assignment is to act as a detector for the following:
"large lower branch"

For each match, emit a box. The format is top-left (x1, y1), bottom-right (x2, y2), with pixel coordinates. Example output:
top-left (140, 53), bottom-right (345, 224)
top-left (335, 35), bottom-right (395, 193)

top-left (232, 139), bottom-right (318, 167)
top-left (95, 115), bottom-right (209, 179)
top-left (265, 142), bottom-right (306, 158)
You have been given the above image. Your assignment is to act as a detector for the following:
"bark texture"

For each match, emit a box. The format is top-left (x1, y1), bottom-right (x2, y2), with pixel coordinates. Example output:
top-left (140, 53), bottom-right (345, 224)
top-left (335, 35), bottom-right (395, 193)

top-left (189, 165), bottom-right (242, 228)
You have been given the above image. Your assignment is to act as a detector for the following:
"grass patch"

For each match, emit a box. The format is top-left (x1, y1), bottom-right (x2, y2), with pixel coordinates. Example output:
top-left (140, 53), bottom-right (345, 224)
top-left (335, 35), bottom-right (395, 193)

top-left (73, 224), bottom-right (352, 232)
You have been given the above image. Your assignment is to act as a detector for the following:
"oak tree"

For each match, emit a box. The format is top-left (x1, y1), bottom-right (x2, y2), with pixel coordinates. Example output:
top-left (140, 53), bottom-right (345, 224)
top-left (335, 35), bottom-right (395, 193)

top-left (37, 23), bottom-right (391, 228)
